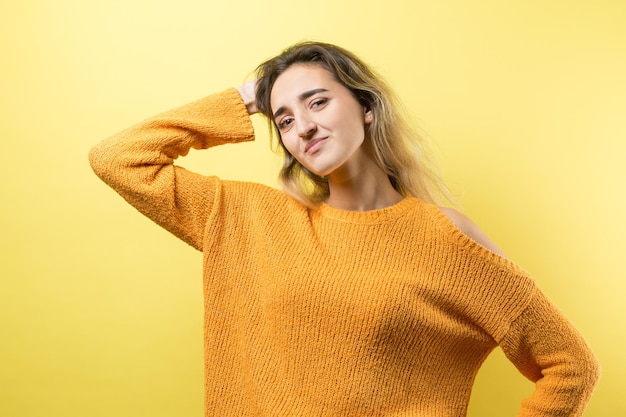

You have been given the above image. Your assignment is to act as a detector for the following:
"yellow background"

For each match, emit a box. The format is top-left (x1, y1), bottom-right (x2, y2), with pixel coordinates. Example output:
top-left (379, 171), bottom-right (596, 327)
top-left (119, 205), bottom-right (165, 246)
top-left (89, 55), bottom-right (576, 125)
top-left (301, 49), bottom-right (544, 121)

top-left (1, 0), bottom-right (623, 415)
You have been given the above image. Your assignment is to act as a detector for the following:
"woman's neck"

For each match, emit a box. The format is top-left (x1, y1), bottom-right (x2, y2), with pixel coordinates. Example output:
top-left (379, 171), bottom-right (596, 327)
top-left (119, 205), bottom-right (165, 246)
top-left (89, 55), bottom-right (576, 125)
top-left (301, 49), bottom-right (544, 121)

top-left (325, 161), bottom-right (403, 212)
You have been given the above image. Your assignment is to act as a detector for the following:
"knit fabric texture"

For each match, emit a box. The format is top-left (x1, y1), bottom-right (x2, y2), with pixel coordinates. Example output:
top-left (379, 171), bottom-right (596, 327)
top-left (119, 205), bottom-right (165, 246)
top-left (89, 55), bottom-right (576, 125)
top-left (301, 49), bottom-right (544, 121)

top-left (89, 88), bottom-right (600, 416)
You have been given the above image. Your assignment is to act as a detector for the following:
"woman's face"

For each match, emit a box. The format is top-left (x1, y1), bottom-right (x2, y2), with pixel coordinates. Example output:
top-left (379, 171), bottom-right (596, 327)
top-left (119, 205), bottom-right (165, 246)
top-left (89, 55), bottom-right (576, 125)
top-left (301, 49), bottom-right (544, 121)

top-left (270, 63), bottom-right (373, 178)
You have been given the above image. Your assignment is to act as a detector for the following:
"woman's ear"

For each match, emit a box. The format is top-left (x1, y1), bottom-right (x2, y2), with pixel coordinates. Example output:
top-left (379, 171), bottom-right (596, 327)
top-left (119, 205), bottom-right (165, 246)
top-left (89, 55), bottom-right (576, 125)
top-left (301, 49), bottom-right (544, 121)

top-left (364, 108), bottom-right (373, 124)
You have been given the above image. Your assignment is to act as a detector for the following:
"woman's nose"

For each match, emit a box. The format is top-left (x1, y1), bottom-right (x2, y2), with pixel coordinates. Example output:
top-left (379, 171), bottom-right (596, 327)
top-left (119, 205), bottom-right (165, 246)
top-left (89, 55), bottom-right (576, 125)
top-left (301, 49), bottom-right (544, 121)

top-left (296, 116), bottom-right (317, 138)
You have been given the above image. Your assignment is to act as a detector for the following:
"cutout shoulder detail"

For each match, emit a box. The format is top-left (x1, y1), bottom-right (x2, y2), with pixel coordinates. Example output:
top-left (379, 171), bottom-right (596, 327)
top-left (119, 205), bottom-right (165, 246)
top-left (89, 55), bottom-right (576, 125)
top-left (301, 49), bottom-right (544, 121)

top-left (425, 204), bottom-right (528, 275)
top-left (438, 207), bottom-right (506, 258)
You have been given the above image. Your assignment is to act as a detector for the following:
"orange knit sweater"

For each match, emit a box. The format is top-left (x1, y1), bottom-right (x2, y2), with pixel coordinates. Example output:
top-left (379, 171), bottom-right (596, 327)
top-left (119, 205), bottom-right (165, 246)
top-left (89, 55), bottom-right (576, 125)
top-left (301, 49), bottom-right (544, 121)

top-left (89, 89), bottom-right (600, 416)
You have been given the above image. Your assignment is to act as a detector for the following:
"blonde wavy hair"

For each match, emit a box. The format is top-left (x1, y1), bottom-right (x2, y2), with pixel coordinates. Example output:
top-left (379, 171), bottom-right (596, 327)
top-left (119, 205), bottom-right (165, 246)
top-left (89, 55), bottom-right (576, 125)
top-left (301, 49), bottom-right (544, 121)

top-left (255, 41), bottom-right (451, 207)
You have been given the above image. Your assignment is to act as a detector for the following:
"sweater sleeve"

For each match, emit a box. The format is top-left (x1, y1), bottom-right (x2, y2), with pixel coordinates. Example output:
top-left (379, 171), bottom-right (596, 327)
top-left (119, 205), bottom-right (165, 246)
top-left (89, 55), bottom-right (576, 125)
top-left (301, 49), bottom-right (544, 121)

top-left (499, 288), bottom-right (601, 417)
top-left (88, 88), bottom-right (255, 250)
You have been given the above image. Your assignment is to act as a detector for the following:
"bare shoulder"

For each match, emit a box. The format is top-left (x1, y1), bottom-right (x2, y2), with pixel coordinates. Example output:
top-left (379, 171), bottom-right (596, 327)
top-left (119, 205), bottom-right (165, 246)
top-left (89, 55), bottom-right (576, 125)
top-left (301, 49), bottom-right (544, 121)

top-left (438, 207), bottom-right (506, 258)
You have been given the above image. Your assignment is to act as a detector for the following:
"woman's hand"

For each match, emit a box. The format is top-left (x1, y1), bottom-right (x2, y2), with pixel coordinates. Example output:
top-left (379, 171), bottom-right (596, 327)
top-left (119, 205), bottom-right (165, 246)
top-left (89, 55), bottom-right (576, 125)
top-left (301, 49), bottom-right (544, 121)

top-left (237, 79), bottom-right (258, 115)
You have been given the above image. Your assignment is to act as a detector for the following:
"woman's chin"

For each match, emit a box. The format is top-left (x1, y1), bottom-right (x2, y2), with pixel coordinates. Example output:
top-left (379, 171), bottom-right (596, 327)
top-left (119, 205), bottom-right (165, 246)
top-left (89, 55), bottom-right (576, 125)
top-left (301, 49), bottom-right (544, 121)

top-left (300, 162), bottom-right (334, 178)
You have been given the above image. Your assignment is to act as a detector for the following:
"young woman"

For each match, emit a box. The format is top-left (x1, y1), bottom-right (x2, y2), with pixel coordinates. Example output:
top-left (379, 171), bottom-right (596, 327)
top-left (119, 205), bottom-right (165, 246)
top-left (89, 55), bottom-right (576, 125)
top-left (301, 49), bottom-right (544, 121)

top-left (90, 41), bottom-right (600, 416)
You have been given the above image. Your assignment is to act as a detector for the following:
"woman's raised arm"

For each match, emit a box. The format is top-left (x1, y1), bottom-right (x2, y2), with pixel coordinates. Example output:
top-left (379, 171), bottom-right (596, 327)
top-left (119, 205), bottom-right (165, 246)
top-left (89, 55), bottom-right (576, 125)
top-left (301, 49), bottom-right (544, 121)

top-left (89, 89), bottom-right (255, 250)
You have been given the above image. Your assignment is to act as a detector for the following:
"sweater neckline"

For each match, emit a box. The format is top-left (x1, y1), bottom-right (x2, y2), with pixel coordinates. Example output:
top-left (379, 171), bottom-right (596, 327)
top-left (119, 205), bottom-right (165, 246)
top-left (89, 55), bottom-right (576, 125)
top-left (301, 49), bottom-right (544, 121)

top-left (315, 196), bottom-right (419, 224)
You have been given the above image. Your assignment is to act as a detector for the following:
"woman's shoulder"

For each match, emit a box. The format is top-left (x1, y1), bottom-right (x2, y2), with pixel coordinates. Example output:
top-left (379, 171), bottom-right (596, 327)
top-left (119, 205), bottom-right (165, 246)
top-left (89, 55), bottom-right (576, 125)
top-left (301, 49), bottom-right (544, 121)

top-left (220, 180), bottom-right (307, 215)
top-left (437, 207), bottom-right (506, 258)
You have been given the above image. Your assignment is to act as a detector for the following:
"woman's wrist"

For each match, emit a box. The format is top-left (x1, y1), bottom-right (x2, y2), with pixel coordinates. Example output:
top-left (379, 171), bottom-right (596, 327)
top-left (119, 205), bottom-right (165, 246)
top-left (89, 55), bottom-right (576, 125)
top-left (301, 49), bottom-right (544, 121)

top-left (237, 80), bottom-right (258, 114)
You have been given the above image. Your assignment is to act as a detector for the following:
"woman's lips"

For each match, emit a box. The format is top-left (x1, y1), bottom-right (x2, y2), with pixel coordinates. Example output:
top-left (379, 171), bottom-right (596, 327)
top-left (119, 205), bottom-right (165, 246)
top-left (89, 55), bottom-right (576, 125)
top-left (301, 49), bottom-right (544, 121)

top-left (304, 137), bottom-right (328, 155)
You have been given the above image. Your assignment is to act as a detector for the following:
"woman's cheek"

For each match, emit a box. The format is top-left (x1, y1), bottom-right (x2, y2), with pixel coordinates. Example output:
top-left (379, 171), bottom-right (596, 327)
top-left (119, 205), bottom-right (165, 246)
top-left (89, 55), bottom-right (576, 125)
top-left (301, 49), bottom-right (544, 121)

top-left (282, 135), bottom-right (299, 157)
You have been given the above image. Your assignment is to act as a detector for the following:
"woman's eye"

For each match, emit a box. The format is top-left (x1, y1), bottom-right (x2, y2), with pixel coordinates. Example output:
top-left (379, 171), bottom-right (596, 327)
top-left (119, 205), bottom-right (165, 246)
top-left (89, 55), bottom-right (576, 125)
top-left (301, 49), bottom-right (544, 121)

top-left (278, 118), bottom-right (294, 129)
top-left (311, 98), bottom-right (327, 108)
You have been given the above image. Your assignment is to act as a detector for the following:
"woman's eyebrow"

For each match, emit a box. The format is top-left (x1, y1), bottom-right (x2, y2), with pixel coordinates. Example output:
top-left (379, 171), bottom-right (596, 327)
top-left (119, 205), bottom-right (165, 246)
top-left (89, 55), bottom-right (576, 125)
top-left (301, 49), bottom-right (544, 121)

top-left (273, 88), bottom-right (329, 120)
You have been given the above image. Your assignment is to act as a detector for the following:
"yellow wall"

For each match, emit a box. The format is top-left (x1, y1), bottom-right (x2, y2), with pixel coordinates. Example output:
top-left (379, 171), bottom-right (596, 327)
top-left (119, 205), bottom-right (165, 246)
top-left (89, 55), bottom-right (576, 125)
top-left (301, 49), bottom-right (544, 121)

top-left (1, 1), bottom-right (623, 415)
